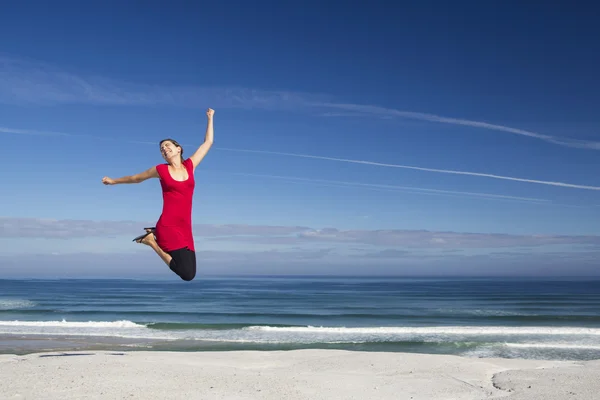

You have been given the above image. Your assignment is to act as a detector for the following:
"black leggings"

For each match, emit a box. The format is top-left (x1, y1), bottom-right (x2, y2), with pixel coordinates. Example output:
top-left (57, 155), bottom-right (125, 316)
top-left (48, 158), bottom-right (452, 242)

top-left (167, 247), bottom-right (196, 281)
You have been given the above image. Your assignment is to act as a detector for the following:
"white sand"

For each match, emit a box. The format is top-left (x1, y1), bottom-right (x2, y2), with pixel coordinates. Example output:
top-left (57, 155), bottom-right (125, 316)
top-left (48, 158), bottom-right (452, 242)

top-left (1, 350), bottom-right (599, 399)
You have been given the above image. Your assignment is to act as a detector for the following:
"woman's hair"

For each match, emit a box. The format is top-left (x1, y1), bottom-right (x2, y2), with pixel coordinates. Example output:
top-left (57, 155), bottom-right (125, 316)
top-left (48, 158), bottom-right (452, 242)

top-left (159, 138), bottom-right (184, 163)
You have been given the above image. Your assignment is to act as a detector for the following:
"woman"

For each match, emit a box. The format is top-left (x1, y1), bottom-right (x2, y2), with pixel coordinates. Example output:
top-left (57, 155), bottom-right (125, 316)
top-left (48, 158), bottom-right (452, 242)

top-left (101, 108), bottom-right (214, 281)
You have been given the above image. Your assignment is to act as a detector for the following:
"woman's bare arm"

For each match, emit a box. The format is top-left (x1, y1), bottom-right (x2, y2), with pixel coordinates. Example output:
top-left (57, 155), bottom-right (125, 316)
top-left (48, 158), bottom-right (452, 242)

top-left (189, 108), bottom-right (214, 169)
top-left (102, 166), bottom-right (159, 185)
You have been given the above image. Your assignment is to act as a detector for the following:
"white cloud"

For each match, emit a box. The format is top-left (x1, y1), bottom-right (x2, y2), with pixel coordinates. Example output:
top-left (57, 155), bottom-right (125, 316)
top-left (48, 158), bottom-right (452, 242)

top-left (1, 246), bottom-right (598, 278)
top-left (211, 228), bottom-right (600, 249)
top-left (1, 54), bottom-right (598, 150)
top-left (355, 249), bottom-right (413, 258)
top-left (0, 217), bottom-right (308, 239)
top-left (2, 217), bottom-right (599, 250)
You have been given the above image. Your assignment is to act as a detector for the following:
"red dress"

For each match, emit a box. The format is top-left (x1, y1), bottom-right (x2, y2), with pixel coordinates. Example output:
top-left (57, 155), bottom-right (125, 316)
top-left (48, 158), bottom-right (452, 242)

top-left (154, 158), bottom-right (196, 252)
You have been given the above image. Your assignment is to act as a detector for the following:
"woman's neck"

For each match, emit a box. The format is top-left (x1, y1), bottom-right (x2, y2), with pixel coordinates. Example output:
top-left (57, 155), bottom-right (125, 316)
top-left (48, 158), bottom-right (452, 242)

top-left (169, 159), bottom-right (183, 168)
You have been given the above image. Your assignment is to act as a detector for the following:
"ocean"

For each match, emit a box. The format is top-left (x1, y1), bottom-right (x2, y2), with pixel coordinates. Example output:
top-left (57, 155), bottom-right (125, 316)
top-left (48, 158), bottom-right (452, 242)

top-left (1, 276), bottom-right (600, 360)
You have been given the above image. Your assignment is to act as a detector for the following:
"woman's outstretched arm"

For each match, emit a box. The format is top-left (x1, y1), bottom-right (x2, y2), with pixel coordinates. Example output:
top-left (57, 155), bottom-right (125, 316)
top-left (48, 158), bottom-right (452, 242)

top-left (102, 166), bottom-right (159, 185)
top-left (189, 108), bottom-right (214, 169)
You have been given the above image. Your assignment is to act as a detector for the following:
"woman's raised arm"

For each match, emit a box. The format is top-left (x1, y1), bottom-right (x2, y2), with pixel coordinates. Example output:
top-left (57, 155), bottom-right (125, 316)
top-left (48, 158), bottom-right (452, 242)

top-left (189, 108), bottom-right (214, 169)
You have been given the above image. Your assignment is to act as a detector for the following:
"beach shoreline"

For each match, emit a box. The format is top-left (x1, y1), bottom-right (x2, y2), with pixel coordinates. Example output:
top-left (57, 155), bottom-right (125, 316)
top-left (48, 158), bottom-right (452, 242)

top-left (1, 349), bottom-right (598, 399)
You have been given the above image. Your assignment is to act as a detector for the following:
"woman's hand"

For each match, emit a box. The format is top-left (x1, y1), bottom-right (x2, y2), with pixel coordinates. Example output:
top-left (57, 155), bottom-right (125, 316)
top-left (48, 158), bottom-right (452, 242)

top-left (206, 108), bottom-right (214, 119)
top-left (102, 177), bottom-right (115, 185)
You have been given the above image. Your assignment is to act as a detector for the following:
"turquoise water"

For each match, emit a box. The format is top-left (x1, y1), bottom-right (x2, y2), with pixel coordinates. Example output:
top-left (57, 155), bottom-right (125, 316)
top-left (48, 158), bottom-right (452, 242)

top-left (1, 276), bottom-right (600, 359)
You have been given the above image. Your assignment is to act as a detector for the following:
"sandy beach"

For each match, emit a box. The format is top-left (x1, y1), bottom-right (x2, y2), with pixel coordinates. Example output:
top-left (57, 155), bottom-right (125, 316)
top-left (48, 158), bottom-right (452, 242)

top-left (1, 350), bottom-right (598, 399)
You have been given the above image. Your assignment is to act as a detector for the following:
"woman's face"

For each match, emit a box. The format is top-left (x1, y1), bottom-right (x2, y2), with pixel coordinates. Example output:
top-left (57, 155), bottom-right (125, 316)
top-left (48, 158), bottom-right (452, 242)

top-left (160, 140), bottom-right (180, 161)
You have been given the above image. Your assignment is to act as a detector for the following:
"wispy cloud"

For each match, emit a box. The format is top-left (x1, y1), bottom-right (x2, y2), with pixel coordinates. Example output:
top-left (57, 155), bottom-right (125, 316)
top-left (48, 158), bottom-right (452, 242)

top-left (355, 249), bottom-right (413, 258)
top-left (208, 227), bottom-right (600, 249)
top-left (220, 171), bottom-right (551, 204)
top-left (0, 127), bottom-right (73, 137)
top-left (2, 217), bottom-right (599, 249)
top-left (317, 103), bottom-right (600, 150)
top-left (0, 217), bottom-right (308, 239)
top-left (0, 54), bottom-right (323, 109)
top-left (1, 54), bottom-right (598, 150)
top-left (294, 229), bottom-right (600, 248)
top-left (217, 148), bottom-right (600, 191)
top-left (1, 245), bottom-right (599, 278)
top-left (2, 125), bottom-right (597, 194)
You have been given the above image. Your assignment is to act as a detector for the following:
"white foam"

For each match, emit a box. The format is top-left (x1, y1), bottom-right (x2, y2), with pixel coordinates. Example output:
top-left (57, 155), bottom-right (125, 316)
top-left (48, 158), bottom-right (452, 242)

top-left (0, 319), bottom-right (174, 340)
top-left (505, 343), bottom-right (600, 350)
top-left (1, 321), bottom-right (600, 350)
top-left (0, 299), bottom-right (36, 310)
top-left (246, 325), bottom-right (600, 336)
top-left (0, 320), bottom-right (143, 328)
top-left (436, 308), bottom-right (530, 316)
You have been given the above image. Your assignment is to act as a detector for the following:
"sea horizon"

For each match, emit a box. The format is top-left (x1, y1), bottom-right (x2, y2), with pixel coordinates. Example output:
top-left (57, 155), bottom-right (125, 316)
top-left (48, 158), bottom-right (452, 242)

top-left (3, 274), bottom-right (600, 280)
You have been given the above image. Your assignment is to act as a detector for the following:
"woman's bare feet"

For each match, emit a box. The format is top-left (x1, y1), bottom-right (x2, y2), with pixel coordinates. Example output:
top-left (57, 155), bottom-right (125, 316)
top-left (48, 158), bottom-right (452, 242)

top-left (132, 228), bottom-right (172, 267)
top-left (134, 228), bottom-right (155, 246)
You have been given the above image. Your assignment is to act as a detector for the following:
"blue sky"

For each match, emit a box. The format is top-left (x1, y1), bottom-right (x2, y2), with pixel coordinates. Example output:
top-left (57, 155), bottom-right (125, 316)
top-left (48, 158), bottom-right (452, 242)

top-left (0, 1), bottom-right (599, 278)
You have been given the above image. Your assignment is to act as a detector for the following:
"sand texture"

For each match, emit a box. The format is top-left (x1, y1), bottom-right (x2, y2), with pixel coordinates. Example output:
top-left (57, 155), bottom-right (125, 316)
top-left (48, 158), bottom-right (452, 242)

top-left (1, 350), bottom-right (598, 399)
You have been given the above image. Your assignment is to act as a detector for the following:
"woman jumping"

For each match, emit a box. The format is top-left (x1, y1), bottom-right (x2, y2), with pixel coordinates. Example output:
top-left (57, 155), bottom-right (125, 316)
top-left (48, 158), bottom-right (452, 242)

top-left (101, 108), bottom-right (215, 281)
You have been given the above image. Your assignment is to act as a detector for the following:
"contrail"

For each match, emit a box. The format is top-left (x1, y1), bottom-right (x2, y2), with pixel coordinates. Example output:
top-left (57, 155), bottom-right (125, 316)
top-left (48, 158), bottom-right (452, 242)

top-left (219, 171), bottom-right (550, 204)
top-left (0, 127), bottom-right (73, 136)
top-left (216, 147), bottom-right (600, 191)
top-left (317, 103), bottom-right (600, 150)
top-left (2, 126), bottom-right (599, 191)
top-left (2, 54), bottom-right (598, 150)
top-left (0, 127), bottom-right (157, 145)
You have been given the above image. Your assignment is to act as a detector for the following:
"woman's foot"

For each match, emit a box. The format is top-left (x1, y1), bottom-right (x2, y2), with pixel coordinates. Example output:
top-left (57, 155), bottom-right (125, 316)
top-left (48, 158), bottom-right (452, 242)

top-left (132, 228), bottom-right (173, 267)
top-left (133, 228), bottom-right (155, 245)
